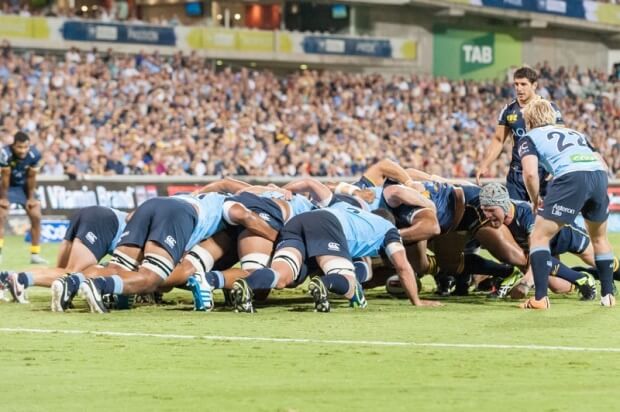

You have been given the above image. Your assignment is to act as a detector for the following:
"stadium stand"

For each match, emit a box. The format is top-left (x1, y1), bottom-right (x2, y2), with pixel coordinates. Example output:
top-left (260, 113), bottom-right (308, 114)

top-left (0, 45), bottom-right (617, 179)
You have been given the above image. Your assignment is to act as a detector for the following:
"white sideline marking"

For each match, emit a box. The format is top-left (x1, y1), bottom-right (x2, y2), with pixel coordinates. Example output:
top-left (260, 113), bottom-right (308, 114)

top-left (2, 327), bottom-right (620, 353)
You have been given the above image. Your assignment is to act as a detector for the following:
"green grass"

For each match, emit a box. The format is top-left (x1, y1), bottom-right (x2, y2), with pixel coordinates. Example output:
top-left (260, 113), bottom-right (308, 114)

top-left (2, 235), bottom-right (620, 411)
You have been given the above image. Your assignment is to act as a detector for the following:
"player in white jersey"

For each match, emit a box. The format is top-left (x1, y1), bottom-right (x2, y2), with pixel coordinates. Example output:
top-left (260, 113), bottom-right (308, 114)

top-left (518, 99), bottom-right (615, 309)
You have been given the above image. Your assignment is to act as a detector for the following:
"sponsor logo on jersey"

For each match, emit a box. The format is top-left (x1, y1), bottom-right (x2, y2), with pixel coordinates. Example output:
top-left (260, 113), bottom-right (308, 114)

top-left (327, 242), bottom-right (341, 252)
top-left (551, 204), bottom-right (576, 217)
top-left (259, 212), bottom-right (271, 221)
top-left (507, 113), bottom-right (518, 124)
top-left (570, 154), bottom-right (597, 163)
top-left (165, 235), bottom-right (177, 248)
top-left (85, 231), bottom-right (97, 245)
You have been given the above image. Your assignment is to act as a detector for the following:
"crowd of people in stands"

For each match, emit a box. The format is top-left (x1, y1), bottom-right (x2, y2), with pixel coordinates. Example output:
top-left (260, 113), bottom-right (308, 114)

top-left (0, 44), bottom-right (618, 179)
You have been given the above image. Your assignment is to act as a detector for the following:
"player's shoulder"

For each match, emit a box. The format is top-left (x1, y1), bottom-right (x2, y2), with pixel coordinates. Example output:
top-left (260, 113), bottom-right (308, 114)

top-left (500, 99), bottom-right (518, 112)
top-left (27, 146), bottom-right (42, 161)
top-left (0, 145), bottom-right (11, 166)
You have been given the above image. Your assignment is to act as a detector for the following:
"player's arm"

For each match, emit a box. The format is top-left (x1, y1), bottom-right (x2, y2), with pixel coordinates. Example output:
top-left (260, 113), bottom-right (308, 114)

top-left (383, 184), bottom-right (436, 211)
top-left (364, 159), bottom-right (414, 187)
top-left (384, 236), bottom-right (441, 307)
top-left (397, 208), bottom-right (441, 243)
top-left (282, 178), bottom-right (333, 207)
top-left (237, 184), bottom-right (293, 200)
top-left (406, 168), bottom-right (475, 187)
top-left (193, 177), bottom-right (250, 195)
top-left (0, 167), bottom-right (9, 202)
top-left (224, 204), bottom-right (279, 242)
top-left (25, 165), bottom-right (39, 204)
top-left (476, 106), bottom-right (511, 184)
top-left (519, 138), bottom-right (540, 211)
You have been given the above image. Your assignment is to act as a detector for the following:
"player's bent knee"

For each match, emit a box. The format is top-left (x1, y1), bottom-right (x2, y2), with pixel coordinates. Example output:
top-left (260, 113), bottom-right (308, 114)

top-left (241, 253), bottom-right (271, 271)
top-left (184, 244), bottom-right (215, 276)
top-left (109, 250), bottom-right (140, 272)
top-left (141, 253), bottom-right (174, 281)
top-left (323, 257), bottom-right (356, 279)
top-left (272, 249), bottom-right (301, 282)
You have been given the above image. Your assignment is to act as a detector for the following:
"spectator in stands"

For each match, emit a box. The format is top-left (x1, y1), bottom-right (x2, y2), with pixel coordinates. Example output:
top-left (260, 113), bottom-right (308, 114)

top-left (0, 45), bottom-right (618, 180)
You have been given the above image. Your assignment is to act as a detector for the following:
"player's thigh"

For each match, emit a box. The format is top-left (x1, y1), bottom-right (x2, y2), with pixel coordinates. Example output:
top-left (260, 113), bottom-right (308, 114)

top-left (476, 225), bottom-right (527, 267)
top-left (530, 216), bottom-right (564, 247)
top-left (64, 238), bottom-right (99, 272)
top-left (56, 240), bottom-right (73, 268)
top-left (430, 232), bottom-right (468, 273)
top-left (238, 230), bottom-right (274, 271)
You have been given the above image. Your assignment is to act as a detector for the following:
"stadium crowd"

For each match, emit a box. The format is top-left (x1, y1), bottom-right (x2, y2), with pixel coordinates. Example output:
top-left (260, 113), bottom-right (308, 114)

top-left (0, 45), bottom-right (619, 179)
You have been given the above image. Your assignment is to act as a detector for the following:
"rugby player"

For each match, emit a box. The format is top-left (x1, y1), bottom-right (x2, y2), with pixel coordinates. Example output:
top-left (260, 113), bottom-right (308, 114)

top-left (476, 66), bottom-right (563, 201)
top-left (518, 99), bottom-right (614, 309)
top-left (0, 131), bottom-right (46, 264)
top-left (230, 201), bottom-right (441, 313)
top-left (0, 206), bottom-right (128, 307)
top-left (478, 183), bottom-right (597, 300)
top-left (55, 192), bottom-right (277, 313)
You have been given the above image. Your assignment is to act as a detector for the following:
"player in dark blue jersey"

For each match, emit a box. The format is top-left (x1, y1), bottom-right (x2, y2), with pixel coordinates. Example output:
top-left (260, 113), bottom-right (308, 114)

top-left (479, 183), bottom-right (599, 300)
top-left (0, 132), bottom-right (45, 264)
top-left (476, 67), bottom-right (563, 201)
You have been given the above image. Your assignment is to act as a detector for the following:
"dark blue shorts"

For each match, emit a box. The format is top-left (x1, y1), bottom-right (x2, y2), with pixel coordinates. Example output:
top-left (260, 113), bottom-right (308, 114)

top-left (391, 203), bottom-right (422, 229)
top-left (549, 224), bottom-right (590, 256)
top-left (226, 192), bottom-right (285, 232)
top-left (64, 206), bottom-right (119, 261)
top-left (8, 186), bottom-right (29, 206)
top-left (506, 167), bottom-right (548, 202)
top-left (540, 170), bottom-right (609, 225)
top-left (118, 197), bottom-right (197, 264)
top-left (276, 210), bottom-right (351, 261)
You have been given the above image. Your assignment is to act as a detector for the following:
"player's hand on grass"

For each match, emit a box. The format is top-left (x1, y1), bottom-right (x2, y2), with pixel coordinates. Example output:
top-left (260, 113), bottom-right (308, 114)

top-left (416, 299), bottom-right (443, 307)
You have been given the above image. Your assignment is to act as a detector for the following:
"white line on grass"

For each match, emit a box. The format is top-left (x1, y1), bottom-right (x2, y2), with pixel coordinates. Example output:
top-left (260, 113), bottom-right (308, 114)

top-left (2, 327), bottom-right (620, 353)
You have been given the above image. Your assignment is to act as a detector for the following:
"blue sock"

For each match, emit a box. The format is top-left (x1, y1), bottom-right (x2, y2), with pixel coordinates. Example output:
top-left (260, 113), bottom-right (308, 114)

top-left (205, 271), bottom-right (225, 289)
top-left (550, 258), bottom-right (587, 285)
top-left (354, 261), bottom-right (370, 283)
top-left (322, 273), bottom-right (351, 296)
top-left (530, 247), bottom-right (552, 300)
top-left (66, 273), bottom-right (85, 296)
top-left (17, 272), bottom-right (34, 288)
top-left (245, 268), bottom-right (279, 290)
top-left (92, 277), bottom-right (118, 295)
top-left (596, 253), bottom-right (615, 296)
top-left (463, 254), bottom-right (513, 278)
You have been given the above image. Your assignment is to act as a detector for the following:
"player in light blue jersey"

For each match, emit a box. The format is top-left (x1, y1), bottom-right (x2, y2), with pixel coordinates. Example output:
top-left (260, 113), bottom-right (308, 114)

top-left (0, 206), bottom-right (129, 307)
top-left (230, 201), bottom-right (441, 313)
top-left (518, 99), bottom-right (615, 309)
top-left (54, 185), bottom-right (278, 313)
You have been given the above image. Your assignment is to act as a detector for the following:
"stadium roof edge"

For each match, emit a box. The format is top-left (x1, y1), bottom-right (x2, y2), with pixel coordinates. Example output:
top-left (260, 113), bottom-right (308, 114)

top-left (337, 0), bottom-right (620, 34)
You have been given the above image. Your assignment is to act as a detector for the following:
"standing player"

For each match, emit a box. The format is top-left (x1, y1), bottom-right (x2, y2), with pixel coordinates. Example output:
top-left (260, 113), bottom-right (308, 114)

top-left (476, 67), bottom-right (563, 201)
top-left (0, 131), bottom-right (46, 264)
top-left (518, 99), bottom-right (614, 309)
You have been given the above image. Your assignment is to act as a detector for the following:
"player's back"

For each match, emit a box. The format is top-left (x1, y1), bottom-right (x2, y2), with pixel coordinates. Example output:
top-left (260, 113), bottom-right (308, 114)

top-left (325, 202), bottom-right (394, 258)
top-left (174, 193), bottom-right (227, 247)
top-left (521, 125), bottom-right (605, 177)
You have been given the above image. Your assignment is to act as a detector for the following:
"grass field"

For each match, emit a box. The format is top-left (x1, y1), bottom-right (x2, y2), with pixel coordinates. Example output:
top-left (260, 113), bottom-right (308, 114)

top-left (2, 235), bottom-right (620, 411)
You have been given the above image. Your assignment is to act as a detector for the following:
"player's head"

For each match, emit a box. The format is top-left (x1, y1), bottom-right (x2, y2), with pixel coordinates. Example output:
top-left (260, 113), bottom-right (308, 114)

top-left (522, 99), bottom-right (556, 131)
top-left (479, 183), bottom-right (511, 228)
top-left (372, 207), bottom-right (396, 226)
top-left (513, 66), bottom-right (538, 103)
top-left (11, 131), bottom-right (30, 159)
